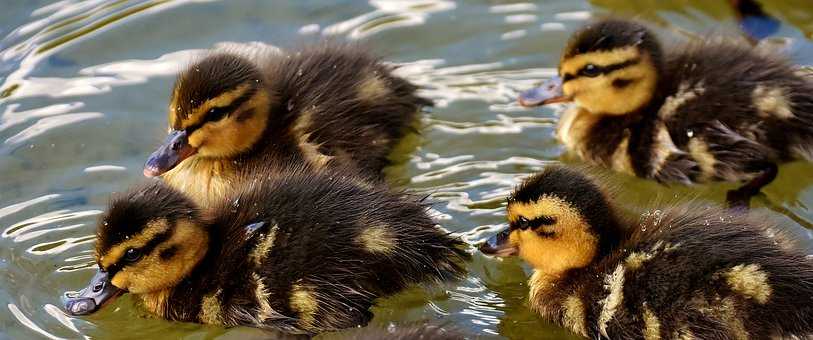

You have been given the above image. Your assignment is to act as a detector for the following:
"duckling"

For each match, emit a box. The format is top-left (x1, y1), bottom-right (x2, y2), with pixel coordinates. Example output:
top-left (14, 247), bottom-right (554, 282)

top-left (144, 42), bottom-right (430, 207)
top-left (730, 0), bottom-right (781, 43)
top-left (480, 166), bottom-right (813, 339)
top-left (64, 164), bottom-right (468, 335)
top-left (518, 19), bottom-right (813, 207)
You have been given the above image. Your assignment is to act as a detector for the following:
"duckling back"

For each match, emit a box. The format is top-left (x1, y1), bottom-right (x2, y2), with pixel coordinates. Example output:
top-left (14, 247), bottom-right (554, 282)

top-left (537, 205), bottom-right (813, 339)
top-left (520, 19), bottom-right (813, 207)
top-left (149, 42), bottom-right (429, 208)
top-left (656, 40), bottom-right (813, 176)
top-left (263, 42), bottom-right (430, 179)
top-left (161, 164), bottom-right (468, 334)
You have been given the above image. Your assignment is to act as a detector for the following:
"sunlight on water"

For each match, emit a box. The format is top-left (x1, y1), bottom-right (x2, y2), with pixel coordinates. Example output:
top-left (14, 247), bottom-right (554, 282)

top-left (0, 0), bottom-right (812, 339)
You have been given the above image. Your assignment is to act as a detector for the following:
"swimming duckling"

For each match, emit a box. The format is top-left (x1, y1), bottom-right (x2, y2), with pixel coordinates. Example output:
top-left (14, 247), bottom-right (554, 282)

top-left (144, 42), bottom-right (430, 207)
top-left (480, 166), bottom-right (813, 339)
top-left (64, 164), bottom-right (468, 335)
top-left (519, 19), bottom-right (813, 207)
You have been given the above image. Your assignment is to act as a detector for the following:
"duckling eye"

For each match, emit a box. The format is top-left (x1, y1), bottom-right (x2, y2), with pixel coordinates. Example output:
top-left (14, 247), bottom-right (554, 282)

top-left (516, 216), bottom-right (530, 230)
top-left (123, 248), bottom-right (142, 263)
top-left (580, 64), bottom-right (601, 77)
top-left (206, 107), bottom-right (228, 122)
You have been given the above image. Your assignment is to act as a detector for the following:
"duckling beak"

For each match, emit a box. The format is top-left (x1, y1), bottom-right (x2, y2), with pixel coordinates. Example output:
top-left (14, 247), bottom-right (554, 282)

top-left (63, 269), bottom-right (123, 316)
top-left (143, 130), bottom-right (197, 177)
top-left (479, 228), bottom-right (518, 257)
top-left (518, 75), bottom-right (571, 107)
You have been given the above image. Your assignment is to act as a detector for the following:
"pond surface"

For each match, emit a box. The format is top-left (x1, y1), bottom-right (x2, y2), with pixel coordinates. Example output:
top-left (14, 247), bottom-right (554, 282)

top-left (1, 1), bottom-right (813, 339)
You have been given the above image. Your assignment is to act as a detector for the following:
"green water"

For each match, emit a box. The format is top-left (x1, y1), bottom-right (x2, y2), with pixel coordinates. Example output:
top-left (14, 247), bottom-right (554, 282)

top-left (1, 1), bottom-right (812, 339)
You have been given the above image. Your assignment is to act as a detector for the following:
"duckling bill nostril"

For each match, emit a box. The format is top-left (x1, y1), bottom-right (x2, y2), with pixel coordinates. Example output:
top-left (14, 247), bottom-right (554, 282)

top-left (65, 298), bottom-right (97, 315)
top-left (93, 282), bottom-right (103, 292)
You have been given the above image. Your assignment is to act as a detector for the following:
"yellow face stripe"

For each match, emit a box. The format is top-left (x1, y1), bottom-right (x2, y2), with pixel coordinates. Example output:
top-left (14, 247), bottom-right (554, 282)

top-left (507, 197), bottom-right (597, 274)
top-left (560, 46), bottom-right (641, 76)
top-left (168, 84), bottom-right (251, 130)
top-left (99, 219), bottom-right (170, 268)
top-left (559, 48), bottom-right (657, 115)
top-left (109, 220), bottom-right (208, 294)
top-left (185, 90), bottom-right (271, 157)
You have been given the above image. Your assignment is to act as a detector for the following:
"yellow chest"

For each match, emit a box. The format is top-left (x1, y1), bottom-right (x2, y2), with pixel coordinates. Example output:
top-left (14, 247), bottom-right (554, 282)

top-left (556, 108), bottom-right (634, 175)
top-left (137, 289), bottom-right (171, 318)
top-left (161, 157), bottom-right (237, 209)
top-left (557, 108), bottom-right (600, 160)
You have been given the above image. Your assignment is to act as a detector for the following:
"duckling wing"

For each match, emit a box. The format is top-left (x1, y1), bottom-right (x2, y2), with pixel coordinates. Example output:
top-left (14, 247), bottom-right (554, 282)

top-left (265, 43), bottom-right (428, 179)
top-left (660, 41), bottom-right (813, 172)
top-left (677, 120), bottom-right (775, 183)
top-left (591, 206), bottom-right (813, 339)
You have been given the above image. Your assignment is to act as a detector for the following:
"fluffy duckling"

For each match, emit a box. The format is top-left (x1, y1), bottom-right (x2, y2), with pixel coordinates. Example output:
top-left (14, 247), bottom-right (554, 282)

top-left (480, 166), bottom-right (813, 339)
top-left (64, 165), bottom-right (467, 335)
top-left (519, 19), bottom-right (813, 207)
top-left (144, 42), bottom-right (430, 207)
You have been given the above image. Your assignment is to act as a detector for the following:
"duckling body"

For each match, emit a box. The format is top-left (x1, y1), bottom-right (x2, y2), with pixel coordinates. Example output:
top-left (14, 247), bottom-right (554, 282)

top-left (146, 43), bottom-right (429, 207)
top-left (65, 164), bottom-right (467, 335)
top-left (520, 19), bottom-right (813, 206)
top-left (480, 166), bottom-right (813, 339)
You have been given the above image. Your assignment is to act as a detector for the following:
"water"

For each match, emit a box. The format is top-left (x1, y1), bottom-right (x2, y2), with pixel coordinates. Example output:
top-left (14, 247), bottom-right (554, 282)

top-left (1, 1), bottom-right (812, 339)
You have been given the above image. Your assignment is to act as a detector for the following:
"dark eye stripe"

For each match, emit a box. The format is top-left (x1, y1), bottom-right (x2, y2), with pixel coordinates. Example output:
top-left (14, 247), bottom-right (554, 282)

top-left (511, 215), bottom-right (556, 230)
top-left (563, 73), bottom-right (576, 82)
top-left (185, 87), bottom-right (258, 133)
top-left (528, 215), bottom-right (556, 227)
top-left (106, 230), bottom-right (173, 274)
top-left (564, 58), bottom-right (641, 82)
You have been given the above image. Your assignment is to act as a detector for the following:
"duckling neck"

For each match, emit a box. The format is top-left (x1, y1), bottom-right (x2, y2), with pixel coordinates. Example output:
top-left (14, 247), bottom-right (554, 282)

top-left (527, 269), bottom-right (572, 318)
top-left (161, 157), bottom-right (238, 208)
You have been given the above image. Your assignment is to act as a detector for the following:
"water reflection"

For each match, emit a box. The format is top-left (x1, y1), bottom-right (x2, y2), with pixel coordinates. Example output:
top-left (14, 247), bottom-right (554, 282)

top-left (323, 0), bottom-right (455, 39)
top-left (0, 0), bottom-right (811, 339)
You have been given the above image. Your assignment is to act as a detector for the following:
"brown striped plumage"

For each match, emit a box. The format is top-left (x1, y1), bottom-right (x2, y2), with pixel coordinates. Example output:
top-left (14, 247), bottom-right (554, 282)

top-left (480, 166), bottom-right (813, 339)
top-left (519, 19), bottom-right (813, 208)
top-left (65, 163), bottom-right (468, 335)
top-left (144, 42), bottom-right (430, 208)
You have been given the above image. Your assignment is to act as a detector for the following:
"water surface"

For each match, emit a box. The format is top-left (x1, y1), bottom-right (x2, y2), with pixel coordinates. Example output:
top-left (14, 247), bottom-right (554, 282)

top-left (1, 1), bottom-right (812, 339)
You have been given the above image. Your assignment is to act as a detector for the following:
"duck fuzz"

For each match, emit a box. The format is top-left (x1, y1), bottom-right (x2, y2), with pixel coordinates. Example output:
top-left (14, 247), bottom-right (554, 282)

top-left (149, 42), bottom-right (431, 208)
top-left (520, 19), bottom-right (813, 208)
top-left (482, 166), bottom-right (813, 339)
top-left (66, 164), bottom-right (468, 335)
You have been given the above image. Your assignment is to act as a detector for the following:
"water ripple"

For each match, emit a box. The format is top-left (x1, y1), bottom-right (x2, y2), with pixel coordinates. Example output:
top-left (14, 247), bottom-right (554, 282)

top-left (0, 194), bottom-right (60, 220)
top-left (322, 0), bottom-right (455, 39)
top-left (0, 1), bottom-right (811, 339)
top-left (3, 209), bottom-right (101, 242)
top-left (7, 303), bottom-right (68, 340)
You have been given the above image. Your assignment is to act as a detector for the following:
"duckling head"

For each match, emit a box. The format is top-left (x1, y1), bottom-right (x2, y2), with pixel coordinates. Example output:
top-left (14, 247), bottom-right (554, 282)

top-left (519, 19), bottom-right (662, 116)
top-left (480, 166), bottom-right (623, 276)
top-left (64, 182), bottom-right (208, 315)
top-left (144, 54), bottom-right (272, 177)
